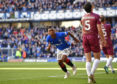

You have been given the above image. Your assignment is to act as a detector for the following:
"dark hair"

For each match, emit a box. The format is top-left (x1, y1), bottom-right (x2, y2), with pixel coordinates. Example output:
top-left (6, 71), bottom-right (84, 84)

top-left (48, 28), bottom-right (55, 31)
top-left (100, 15), bottom-right (106, 22)
top-left (84, 2), bottom-right (92, 13)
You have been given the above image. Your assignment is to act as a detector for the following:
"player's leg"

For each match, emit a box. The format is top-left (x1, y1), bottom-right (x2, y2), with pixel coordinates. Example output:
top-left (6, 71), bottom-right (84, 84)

top-left (108, 55), bottom-right (115, 73)
top-left (58, 60), bottom-right (70, 79)
top-left (63, 55), bottom-right (74, 67)
top-left (89, 52), bottom-right (100, 83)
top-left (91, 52), bottom-right (100, 75)
top-left (85, 52), bottom-right (92, 83)
top-left (62, 55), bottom-right (77, 75)
top-left (108, 45), bottom-right (115, 73)
top-left (109, 58), bottom-right (115, 74)
top-left (102, 47), bottom-right (110, 73)
top-left (57, 49), bottom-right (69, 79)
top-left (58, 60), bottom-right (67, 72)
top-left (82, 35), bottom-right (93, 83)
top-left (88, 34), bottom-right (100, 83)
top-left (104, 54), bottom-right (109, 73)
top-left (104, 45), bottom-right (115, 73)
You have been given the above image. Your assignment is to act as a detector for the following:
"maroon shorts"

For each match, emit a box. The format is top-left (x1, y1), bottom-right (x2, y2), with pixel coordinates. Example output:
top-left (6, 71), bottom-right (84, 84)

top-left (83, 34), bottom-right (100, 53)
top-left (102, 40), bottom-right (114, 55)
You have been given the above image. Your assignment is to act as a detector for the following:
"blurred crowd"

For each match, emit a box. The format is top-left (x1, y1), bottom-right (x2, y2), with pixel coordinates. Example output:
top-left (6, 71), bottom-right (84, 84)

top-left (0, 26), bottom-right (83, 59)
top-left (0, 24), bottom-right (117, 59)
top-left (0, 0), bottom-right (116, 13)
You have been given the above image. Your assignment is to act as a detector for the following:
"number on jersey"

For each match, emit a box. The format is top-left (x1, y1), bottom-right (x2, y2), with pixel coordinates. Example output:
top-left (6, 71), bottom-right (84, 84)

top-left (85, 20), bottom-right (90, 30)
top-left (102, 28), bottom-right (107, 36)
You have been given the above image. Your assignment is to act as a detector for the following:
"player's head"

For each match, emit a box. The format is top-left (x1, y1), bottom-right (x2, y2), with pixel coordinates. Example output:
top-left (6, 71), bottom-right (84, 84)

top-left (100, 15), bottom-right (106, 23)
top-left (84, 2), bottom-right (93, 13)
top-left (48, 28), bottom-right (56, 36)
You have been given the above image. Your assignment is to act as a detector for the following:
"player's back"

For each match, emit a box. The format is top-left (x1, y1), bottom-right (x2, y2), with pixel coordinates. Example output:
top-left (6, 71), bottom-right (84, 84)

top-left (81, 12), bottom-right (101, 53)
top-left (102, 23), bottom-right (112, 44)
top-left (82, 12), bottom-right (100, 36)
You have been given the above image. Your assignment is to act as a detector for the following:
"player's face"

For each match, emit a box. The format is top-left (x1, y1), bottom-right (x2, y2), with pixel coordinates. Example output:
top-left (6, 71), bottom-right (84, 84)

top-left (48, 29), bottom-right (55, 36)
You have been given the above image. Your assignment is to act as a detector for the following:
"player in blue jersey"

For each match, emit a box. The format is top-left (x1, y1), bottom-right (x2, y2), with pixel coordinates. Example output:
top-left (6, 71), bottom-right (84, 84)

top-left (46, 28), bottom-right (79, 79)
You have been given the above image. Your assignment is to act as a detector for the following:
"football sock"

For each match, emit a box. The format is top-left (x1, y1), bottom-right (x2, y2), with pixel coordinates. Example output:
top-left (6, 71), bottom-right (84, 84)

top-left (106, 58), bottom-right (109, 67)
top-left (91, 59), bottom-right (100, 75)
top-left (65, 58), bottom-right (74, 67)
top-left (86, 62), bottom-right (91, 76)
top-left (109, 62), bottom-right (114, 71)
top-left (106, 57), bottom-right (113, 67)
top-left (58, 62), bottom-right (67, 72)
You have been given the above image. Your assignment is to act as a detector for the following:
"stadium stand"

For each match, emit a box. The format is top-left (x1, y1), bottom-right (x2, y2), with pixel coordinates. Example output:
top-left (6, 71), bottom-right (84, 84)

top-left (0, 24), bottom-right (116, 59)
top-left (0, 0), bottom-right (116, 61)
top-left (0, 0), bottom-right (116, 13)
top-left (0, 26), bottom-right (83, 58)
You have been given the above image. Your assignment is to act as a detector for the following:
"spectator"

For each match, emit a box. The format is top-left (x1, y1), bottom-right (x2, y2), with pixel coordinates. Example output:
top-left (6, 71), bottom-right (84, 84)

top-left (0, 0), bottom-right (116, 13)
top-left (15, 48), bottom-right (22, 59)
top-left (0, 23), bottom-right (116, 58)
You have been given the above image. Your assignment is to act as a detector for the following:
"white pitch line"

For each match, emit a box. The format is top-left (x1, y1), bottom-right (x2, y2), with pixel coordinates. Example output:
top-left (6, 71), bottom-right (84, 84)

top-left (0, 68), bottom-right (117, 70)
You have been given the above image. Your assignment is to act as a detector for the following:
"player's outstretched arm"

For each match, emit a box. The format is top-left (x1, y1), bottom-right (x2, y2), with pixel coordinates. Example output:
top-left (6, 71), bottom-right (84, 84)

top-left (46, 42), bottom-right (51, 51)
top-left (68, 32), bottom-right (79, 43)
top-left (97, 24), bottom-right (107, 47)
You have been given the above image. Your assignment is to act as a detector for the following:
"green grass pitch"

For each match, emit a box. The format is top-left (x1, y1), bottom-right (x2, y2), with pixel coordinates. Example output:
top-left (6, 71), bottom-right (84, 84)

top-left (0, 62), bottom-right (117, 84)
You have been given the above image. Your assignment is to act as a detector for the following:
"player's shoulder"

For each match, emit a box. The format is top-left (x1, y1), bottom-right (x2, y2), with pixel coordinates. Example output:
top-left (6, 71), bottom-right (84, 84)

top-left (82, 14), bottom-right (87, 19)
top-left (46, 35), bottom-right (51, 38)
top-left (46, 35), bottom-right (51, 40)
top-left (56, 32), bottom-right (68, 37)
top-left (105, 24), bottom-right (111, 28)
top-left (55, 32), bottom-right (62, 37)
top-left (92, 13), bottom-right (100, 18)
top-left (56, 32), bottom-right (60, 36)
top-left (82, 12), bottom-right (100, 19)
top-left (56, 32), bottom-right (66, 35)
top-left (106, 24), bottom-right (111, 26)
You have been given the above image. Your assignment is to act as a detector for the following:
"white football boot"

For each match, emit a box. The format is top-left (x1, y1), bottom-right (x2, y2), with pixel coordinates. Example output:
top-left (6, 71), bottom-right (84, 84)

top-left (72, 65), bottom-right (77, 75)
top-left (64, 71), bottom-right (70, 79)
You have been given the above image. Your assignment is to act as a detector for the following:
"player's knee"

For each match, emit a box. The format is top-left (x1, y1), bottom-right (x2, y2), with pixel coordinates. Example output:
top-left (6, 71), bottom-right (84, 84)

top-left (58, 60), bottom-right (63, 65)
top-left (86, 59), bottom-right (91, 62)
top-left (106, 55), bottom-right (109, 58)
top-left (95, 57), bottom-right (100, 60)
top-left (62, 55), bottom-right (67, 62)
top-left (86, 56), bottom-right (91, 62)
top-left (58, 62), bottom-right (64, 68)
top-left (109, 55), bottom-right (114, 58)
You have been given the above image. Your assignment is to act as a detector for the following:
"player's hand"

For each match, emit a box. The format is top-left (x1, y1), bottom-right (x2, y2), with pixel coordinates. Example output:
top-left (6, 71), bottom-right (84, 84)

top-left (46, 47), bottom-right (50, 51)
top-left (100, 44), bottom-right (103, 50)
top-left (46, 43), bottom-right (51, 51)
top-left (102, 39), bottom-right (107, 47)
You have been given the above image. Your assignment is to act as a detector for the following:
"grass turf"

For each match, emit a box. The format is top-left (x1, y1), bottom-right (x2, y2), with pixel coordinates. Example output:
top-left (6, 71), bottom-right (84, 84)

top-left (0, 62), bottom-right (117, 84)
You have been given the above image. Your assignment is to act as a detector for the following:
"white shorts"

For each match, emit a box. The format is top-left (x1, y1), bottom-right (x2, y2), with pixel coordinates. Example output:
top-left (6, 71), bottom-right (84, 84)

top-left (57, 48), bottom-right (71, 60)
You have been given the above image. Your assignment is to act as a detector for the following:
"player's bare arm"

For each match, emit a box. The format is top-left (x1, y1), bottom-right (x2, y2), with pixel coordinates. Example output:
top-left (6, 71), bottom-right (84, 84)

top-left (97, 24), bottom-right (107, 47)
top-left (68, 32), bottom-right (79, 43)
top-left (46, 42), bottom-right (51, 51)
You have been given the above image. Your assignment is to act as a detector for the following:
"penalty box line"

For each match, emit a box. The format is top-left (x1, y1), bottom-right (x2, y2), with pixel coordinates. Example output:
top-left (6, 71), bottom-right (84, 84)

top-left (0, 68), bottom-right (117, 70)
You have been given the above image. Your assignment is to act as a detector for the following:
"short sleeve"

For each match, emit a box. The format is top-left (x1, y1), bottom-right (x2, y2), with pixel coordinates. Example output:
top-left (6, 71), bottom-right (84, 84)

top-left (60, 32), bottom-right (68, 37)
top-left (46, 36), bottom-right (50, 47)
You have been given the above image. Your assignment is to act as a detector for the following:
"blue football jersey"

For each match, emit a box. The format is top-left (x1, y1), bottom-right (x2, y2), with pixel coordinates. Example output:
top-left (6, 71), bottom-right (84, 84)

top-left (46, 32), bottom-right (71, 50)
